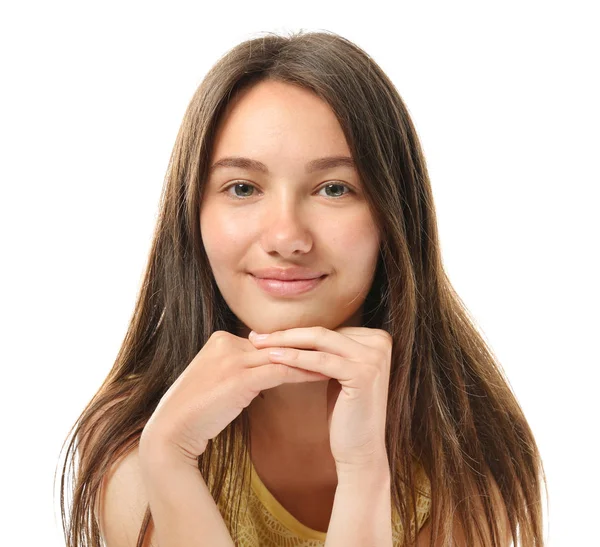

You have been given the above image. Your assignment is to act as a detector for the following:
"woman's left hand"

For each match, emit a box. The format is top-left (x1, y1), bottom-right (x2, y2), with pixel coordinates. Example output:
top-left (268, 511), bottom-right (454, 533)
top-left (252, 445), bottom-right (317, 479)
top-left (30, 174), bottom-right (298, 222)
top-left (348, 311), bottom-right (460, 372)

top-left (248, 326), bottom-right (392, 473)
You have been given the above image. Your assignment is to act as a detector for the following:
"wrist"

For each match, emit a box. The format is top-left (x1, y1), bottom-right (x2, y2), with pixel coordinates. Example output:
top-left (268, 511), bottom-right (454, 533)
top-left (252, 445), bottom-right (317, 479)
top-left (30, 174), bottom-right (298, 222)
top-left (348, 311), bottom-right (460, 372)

top-left (335, 457), bottom-right (391, 488)
top-left (139, 429), bottom-right (204, 472)
top-left (335, 448), bottom-right (389, 475)
top-left (326, 457), bottom-right (393, 547)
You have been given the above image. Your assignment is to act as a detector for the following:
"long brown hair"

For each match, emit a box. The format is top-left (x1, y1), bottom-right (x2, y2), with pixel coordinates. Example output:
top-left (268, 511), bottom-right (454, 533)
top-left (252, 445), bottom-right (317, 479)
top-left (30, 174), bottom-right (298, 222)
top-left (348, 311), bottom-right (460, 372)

top-left (57, 29), bottom-right (548, 546)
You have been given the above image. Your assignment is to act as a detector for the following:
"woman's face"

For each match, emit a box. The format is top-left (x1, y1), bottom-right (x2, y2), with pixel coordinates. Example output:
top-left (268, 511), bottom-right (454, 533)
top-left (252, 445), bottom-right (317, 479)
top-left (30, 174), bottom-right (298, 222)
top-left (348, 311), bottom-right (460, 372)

top-left (200, 79), bottom-right (381, 336)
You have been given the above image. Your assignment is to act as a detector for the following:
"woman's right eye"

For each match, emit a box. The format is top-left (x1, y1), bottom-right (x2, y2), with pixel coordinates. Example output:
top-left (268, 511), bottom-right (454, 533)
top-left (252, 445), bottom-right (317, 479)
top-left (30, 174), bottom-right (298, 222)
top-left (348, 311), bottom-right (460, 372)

top-left (223, 182), bottom-right (257, 199)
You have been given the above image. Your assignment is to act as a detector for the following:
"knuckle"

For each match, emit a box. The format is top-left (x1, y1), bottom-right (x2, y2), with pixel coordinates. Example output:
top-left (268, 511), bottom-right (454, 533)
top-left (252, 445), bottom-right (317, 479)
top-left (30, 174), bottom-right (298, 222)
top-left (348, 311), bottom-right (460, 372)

top-left (377, 329), bottom-right (393, 343)
top-left (374, 331), bottom-right (393, 352)
top-left (211, 330), bottom-right (232, 347)
top-left (210, 330), bottom-right (227, 341)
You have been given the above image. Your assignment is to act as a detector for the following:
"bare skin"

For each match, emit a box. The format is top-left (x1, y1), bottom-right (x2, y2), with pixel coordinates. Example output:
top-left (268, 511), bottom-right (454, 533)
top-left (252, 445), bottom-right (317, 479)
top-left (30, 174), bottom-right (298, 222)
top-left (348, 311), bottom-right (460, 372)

top-left (199, 79), bottom-right (381, 530)
top-left (242, 310), bottom-right (364, 531)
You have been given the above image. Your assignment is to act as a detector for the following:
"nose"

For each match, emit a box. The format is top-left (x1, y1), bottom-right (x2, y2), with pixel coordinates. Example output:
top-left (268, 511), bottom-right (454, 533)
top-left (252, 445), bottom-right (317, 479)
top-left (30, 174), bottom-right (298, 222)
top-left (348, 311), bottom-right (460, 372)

top-left (259, 195), bottom-right (313, 257)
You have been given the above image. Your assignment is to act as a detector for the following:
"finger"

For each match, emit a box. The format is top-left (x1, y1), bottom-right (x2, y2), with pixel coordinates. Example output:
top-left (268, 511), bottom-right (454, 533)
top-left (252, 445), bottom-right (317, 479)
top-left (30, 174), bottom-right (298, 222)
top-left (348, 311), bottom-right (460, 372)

top-left (248, 363), bottom-right (330, 392)
top-left (334, 327), bottom-right (375, 337)
top-left (249, 327), bottom-right (367, 360)
top-left (238, 347), bottom-right (331, 381)
top-left (267, 347), bottom-right (351, 383)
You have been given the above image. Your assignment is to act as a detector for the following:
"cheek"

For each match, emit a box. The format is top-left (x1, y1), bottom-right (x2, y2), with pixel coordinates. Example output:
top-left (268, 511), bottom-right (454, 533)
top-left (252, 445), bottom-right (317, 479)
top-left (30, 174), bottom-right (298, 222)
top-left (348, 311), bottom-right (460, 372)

top-left (200, 207), bottom-right (247, 267)
top-left (335, 219), bottom-right (380, 282)
top-left (333, 213), bottom-right (380, 256)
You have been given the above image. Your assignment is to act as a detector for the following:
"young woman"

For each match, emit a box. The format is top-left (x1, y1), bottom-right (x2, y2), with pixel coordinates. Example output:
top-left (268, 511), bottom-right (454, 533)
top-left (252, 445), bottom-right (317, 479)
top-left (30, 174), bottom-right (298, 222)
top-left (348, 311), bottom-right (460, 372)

top-left (59, 30), bottom-right (547, 546)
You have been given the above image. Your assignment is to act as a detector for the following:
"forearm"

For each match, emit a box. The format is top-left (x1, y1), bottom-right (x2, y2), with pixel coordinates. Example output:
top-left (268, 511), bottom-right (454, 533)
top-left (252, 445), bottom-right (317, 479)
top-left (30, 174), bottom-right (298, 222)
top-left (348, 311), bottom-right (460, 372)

top-left (139, 436), bottom-right (234, 547)
top-left (325, 464), bottom-right (393, 547)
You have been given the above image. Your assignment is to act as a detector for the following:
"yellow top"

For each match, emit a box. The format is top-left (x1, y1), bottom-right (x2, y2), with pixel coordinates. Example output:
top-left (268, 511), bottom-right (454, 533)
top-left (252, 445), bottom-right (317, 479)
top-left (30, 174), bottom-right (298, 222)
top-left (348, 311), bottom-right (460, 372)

top-left (211, 440), bottom-right (432, 546)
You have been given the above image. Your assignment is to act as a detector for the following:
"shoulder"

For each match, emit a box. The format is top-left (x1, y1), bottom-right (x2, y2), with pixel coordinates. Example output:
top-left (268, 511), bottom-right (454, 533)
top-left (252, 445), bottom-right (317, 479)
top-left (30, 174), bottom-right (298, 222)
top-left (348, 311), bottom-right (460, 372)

top-left (97, 445), bottom-right (157, 546)
top-left (77, 395), bottom-right (156, 546)
top-left (415, 470), bottom-right (512, 547)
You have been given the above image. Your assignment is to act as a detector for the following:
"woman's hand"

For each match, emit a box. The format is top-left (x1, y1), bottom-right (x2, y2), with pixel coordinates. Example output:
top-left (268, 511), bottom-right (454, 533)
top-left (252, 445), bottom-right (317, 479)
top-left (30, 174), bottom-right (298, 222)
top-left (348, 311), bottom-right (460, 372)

top-left (248, 326), bottom-right (393, 473)
top-left (139, 330), bottom-right (330, 466)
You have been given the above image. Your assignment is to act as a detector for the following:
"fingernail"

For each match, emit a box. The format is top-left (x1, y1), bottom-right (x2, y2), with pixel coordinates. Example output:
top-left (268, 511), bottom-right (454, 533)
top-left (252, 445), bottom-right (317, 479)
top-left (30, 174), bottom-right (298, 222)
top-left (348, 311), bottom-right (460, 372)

top-left (249, 331), bottom-right (268, 341)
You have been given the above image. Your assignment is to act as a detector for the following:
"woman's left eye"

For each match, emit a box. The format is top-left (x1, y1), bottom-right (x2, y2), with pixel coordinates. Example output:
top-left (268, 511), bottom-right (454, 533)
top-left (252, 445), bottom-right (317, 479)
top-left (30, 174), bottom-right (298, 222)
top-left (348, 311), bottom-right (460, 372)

top-left (223, 182), bottom-right (354, 200)
top-left (317, 183), bottom-right (352, 198)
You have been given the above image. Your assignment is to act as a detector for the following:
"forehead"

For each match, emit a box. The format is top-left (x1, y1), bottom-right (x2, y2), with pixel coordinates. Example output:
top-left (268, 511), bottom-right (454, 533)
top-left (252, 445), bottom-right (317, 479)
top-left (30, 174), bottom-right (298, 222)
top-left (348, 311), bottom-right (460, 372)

top-left (210, 80), bottom-right (352, 164)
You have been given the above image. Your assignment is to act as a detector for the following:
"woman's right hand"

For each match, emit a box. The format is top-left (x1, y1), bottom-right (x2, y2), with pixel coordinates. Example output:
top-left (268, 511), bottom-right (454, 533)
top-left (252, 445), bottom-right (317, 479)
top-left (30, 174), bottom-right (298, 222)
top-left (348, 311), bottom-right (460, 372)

top-left (138, 330), bottom-right (329, 465)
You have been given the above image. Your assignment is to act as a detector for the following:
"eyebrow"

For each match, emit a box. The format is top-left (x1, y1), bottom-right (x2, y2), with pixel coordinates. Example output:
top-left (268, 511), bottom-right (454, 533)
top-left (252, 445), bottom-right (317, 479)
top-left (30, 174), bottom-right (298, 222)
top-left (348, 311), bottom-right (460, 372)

top-left (208, 155), bottom-right (356, 175)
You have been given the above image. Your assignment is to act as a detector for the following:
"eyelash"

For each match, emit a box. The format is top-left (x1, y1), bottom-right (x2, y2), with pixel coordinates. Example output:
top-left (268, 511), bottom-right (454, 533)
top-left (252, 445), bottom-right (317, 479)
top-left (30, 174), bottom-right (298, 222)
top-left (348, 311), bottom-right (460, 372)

top-left (221, 181), bottom-right (355, 200)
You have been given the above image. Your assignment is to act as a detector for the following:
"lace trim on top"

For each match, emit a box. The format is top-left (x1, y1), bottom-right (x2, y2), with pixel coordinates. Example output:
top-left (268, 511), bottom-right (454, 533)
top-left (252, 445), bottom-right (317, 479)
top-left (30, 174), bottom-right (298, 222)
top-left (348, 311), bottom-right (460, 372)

top-left (249, 458), bottom-right (328, 542)
top-left (212, 447), bottom-right (432, 546)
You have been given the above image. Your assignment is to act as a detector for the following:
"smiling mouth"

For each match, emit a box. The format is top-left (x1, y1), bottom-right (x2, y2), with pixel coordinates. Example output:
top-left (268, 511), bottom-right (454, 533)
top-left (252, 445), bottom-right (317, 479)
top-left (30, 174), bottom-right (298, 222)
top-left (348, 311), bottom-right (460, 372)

top-left (250, 274), bottom-right (327, 296)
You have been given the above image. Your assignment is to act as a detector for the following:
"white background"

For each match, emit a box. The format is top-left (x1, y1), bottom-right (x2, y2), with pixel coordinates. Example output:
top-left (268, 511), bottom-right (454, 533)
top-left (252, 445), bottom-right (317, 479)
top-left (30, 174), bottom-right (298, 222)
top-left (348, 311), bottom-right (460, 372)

top-left (1, 1), bottom-right (597, 545)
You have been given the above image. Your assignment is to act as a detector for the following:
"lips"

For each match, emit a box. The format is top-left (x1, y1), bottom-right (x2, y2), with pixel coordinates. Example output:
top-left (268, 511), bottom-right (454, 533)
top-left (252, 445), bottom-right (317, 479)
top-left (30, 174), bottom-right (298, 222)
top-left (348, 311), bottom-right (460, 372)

top-left (250, 266), bottom-right (327, 281)
top-left (250, 274), bottom-right (327, 296)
